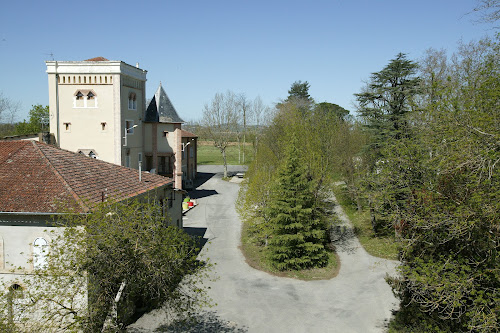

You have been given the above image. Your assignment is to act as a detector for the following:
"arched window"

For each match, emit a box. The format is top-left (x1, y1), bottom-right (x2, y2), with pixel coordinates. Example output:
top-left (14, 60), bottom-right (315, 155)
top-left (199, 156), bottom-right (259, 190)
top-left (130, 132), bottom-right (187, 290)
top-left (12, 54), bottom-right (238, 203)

top-left (75, 91), bottom-right (84, 107)
top-left (7, 284), bottom-right (24, 322)
top-left (33, 237), bottom-right (49, 270)
top-left (128, 92), bottom-right (137, 110)
top-left (9, 284), bottom-right (23, 297)
top-left (74, 90), bottom-right (97, 108)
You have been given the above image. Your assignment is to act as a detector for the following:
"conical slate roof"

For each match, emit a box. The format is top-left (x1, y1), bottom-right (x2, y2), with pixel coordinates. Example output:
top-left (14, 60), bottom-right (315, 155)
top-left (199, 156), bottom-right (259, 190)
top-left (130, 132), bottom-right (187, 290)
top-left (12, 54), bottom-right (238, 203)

top-left (145, 83), bottom-right (184, 123)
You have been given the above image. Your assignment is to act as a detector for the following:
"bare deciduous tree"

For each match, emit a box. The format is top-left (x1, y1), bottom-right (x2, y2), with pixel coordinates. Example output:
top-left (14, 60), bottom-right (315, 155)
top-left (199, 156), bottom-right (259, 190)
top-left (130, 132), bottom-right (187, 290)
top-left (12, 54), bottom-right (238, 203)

top-left (472, 0), bottom-right (500, 24)
top-left (202, 91), bottom-right (239, 178)
top-left (0, 92), bottom-right (19, 124)
top-left (251, 96), bottom-right (270, 157)
top-left (237, 93), bottom-right (252, 164)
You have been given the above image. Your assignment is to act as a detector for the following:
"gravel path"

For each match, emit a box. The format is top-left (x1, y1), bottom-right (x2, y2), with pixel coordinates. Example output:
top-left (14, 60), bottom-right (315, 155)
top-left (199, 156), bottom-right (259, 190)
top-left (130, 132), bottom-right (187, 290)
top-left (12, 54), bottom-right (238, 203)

top-left (128, 166), bottom-right (399, 333)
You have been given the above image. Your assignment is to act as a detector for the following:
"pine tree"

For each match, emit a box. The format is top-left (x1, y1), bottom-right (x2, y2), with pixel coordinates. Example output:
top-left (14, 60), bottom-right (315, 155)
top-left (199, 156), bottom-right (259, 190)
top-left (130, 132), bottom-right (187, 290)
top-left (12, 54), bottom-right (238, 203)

top-left (355, 53), bottom-right (420, 159)
top-left (355, 53), bottom-right (421, 233)
top-left (286, 80), bottom-right (312, 102)
top-left (267, 136), bottom-right (328, 271)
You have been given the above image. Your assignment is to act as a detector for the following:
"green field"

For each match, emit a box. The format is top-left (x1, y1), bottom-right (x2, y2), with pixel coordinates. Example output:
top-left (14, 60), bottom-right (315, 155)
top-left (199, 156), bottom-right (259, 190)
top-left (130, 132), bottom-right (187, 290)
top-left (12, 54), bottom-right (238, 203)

top-left (197, 143), bottom-right (254, 165)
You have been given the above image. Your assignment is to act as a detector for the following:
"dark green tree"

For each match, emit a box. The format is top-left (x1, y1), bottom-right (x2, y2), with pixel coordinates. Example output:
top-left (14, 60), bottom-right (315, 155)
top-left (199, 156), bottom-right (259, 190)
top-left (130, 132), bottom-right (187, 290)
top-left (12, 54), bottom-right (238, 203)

top-left (314, 102), bottom-right (350, 121)
top-left (355, 53), bottom-right (421, 233)
top-left (266, 136), bottom-right (328, 271)
top-left (286, 80), bottom-right (312, 102)
top-left (355, 53), bottom-right (420, 158)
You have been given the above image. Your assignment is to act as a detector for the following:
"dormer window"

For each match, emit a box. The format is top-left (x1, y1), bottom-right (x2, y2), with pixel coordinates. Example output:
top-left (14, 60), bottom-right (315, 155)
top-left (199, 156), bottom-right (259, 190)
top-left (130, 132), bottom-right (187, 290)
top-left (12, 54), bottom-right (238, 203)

top-left (128, 92), bottom-right (137, 110)
top-left (77, 149), bottom-right (99, 159)
top-left (74, 90), bottom-right (97, 108)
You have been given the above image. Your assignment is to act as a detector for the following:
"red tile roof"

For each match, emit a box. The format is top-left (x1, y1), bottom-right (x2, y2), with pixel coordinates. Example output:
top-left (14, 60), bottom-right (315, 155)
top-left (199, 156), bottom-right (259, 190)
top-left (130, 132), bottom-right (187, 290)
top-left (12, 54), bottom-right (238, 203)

top-left (84, 57), bottom-right (109, 61)
top-left (0, 141), bottom-right (172, 213)
top-left (181, 129), bottom-right (198, 138)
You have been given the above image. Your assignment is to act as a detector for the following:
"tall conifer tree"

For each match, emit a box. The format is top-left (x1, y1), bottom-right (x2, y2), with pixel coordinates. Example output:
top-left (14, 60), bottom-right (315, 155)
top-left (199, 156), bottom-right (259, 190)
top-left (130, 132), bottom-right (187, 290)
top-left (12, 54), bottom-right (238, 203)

top-left (267, 136), bottom-right (328, 271)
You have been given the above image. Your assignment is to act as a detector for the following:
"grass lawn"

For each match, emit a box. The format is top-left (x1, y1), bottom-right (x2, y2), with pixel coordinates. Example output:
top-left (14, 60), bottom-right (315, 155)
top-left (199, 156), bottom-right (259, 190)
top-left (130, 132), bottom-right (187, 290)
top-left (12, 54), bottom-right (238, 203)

top-left (240, 219), bottom-right (340, 281)
top-left (197, 142), bottom-right (254, 165)
top-left (332, 185), bottom-right (399, 261)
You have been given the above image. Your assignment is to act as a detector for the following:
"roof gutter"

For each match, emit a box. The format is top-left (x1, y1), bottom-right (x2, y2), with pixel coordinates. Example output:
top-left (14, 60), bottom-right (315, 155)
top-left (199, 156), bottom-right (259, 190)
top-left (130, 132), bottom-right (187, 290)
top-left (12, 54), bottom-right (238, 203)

top-left (0, 212), bottom-right (69, 216)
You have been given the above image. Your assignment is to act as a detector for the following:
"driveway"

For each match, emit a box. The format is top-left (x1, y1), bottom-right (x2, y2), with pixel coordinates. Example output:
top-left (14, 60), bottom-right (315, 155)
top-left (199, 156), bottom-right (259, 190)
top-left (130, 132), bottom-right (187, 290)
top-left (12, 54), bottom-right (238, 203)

top-left (129, 165), bottom-right (399, 333)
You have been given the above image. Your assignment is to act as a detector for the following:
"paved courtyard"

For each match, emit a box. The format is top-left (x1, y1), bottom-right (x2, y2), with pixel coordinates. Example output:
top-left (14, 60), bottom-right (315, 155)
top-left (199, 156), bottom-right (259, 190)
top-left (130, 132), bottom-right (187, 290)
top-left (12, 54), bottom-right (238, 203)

top-left (129, 165), bottom-right (399, 333)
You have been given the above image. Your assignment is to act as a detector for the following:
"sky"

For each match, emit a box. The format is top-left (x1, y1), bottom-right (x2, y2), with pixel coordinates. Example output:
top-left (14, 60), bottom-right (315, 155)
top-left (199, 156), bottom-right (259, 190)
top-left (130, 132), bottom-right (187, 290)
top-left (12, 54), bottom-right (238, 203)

top-left (0, 0), bottom-right (497, 122)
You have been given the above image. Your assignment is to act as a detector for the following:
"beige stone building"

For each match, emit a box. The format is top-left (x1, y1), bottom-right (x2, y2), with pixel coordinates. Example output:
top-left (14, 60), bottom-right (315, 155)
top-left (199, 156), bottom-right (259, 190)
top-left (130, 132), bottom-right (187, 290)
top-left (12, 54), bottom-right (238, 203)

top-left (0, 140), bottom-right (183, 324)
top-left (45, 57), bottom-right (197, 190)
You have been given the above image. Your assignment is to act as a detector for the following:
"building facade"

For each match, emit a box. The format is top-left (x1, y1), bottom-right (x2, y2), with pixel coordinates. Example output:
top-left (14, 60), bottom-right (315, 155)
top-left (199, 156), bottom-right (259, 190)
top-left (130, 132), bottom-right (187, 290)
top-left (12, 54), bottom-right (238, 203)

top-left (0, 140), bottom-right (183, 325)
top-left (45, 57), bottom-right (196, 189)
top-left (46, 57), bottom-right (146, 169)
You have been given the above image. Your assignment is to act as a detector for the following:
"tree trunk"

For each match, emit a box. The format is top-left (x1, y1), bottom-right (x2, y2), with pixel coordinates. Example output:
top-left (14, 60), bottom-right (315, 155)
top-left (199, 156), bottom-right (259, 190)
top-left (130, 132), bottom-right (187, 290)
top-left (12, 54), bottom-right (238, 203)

top-left (243, 133), bottom-right (246, 164)
top-left (222, 149), bottom-right (228, 178)
top-left (369, 198), bottom-right (377, 233)
top-left (237, 136), bottom-right (241, 164)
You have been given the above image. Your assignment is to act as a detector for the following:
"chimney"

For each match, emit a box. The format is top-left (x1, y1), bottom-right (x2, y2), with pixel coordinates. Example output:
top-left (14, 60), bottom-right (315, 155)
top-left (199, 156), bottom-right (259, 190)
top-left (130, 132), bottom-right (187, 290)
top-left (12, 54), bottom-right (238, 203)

top-left (174, 125), bottom-right (183, 190)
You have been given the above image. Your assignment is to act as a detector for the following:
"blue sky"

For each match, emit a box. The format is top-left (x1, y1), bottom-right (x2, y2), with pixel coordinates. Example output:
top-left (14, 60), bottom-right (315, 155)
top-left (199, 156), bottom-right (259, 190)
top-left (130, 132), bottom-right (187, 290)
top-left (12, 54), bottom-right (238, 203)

top-left (0, 0), bottom-right (497, 122)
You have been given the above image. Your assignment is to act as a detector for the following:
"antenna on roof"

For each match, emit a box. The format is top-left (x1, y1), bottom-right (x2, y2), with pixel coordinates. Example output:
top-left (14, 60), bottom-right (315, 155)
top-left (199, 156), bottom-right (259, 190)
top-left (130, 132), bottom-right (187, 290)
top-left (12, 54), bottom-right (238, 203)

top-left (44, 52), bottom-right (55, 60)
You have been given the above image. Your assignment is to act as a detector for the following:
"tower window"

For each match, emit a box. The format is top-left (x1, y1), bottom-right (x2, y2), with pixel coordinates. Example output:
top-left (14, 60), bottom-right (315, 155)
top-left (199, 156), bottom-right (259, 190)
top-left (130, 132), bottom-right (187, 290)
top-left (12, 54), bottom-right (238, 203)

top-left (74, 90), bottom-right (97, 108)
top-left (128, 92), bottom-right (137, 110)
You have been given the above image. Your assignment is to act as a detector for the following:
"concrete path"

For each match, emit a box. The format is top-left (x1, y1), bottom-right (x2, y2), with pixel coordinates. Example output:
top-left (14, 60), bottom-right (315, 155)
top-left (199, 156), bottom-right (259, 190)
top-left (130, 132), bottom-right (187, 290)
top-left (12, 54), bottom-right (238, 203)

top-left (129, 165), bottom-right (399, 333)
